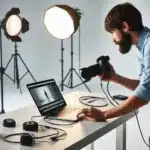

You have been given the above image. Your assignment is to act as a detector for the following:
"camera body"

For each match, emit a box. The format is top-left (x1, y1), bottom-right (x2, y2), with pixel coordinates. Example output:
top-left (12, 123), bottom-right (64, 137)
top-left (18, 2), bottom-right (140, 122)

top-left (81, 55), bottom-right (110, 80)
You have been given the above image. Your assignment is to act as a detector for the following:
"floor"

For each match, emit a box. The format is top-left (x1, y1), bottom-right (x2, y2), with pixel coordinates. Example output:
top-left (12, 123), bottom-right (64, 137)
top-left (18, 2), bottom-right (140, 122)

top-left (0, 79), bottom-right (150, 150)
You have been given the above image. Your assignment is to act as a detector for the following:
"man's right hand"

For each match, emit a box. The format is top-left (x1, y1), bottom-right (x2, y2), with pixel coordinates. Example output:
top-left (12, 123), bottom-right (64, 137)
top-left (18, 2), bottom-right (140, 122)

top-left (98, 62), bottom-right (117, 81)
top-left (99, 64), bottom-right (140, 91)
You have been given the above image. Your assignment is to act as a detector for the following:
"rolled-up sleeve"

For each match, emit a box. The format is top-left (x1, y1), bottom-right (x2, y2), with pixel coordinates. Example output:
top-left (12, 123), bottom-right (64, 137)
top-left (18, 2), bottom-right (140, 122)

top-left (135, 41), bottom-right (150, 101)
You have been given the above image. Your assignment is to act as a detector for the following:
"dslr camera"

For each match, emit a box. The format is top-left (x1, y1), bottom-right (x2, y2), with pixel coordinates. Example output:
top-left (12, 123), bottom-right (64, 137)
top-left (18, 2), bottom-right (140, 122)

top-left (81, 55), bottom-right (111, 81)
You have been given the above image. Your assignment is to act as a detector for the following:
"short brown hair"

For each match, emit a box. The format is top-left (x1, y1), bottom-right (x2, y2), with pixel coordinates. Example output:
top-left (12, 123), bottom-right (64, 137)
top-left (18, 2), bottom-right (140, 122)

top-left (105, 2), bottom-right (144, 33)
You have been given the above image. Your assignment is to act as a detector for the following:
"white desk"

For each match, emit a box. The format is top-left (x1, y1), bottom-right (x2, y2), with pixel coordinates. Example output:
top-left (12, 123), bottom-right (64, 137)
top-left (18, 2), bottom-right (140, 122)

top-left (0, 91), bottom-right (135, 150)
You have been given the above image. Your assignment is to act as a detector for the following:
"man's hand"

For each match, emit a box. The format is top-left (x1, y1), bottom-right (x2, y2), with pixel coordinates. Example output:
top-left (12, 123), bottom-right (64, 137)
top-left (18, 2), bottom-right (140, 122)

top-left (99, 62), bottom-right (117, 81)
top-left (77, 107), bottom-right (106, 121)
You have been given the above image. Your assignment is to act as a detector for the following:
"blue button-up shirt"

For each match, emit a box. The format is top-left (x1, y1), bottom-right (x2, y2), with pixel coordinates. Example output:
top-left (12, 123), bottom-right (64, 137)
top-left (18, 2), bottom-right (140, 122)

top-left (135, 27), bottom-right (150, 101)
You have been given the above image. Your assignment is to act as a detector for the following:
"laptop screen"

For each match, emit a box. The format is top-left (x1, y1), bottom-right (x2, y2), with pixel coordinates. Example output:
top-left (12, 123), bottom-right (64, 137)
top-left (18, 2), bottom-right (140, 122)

top-left (27, 79), bottom-right (66, 115)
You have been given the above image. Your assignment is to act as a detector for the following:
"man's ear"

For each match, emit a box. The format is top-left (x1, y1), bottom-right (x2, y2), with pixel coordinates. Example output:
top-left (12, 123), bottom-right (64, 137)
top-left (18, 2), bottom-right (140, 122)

top-left (122, 21), bottom-right (130, 32)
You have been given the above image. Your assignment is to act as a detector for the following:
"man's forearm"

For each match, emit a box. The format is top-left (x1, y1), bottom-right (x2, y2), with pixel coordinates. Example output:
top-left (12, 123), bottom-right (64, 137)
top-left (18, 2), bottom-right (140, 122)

top-left (103, 95), bottom-right (148, 119)
top-left (112, 74), bottom-right (140, 91)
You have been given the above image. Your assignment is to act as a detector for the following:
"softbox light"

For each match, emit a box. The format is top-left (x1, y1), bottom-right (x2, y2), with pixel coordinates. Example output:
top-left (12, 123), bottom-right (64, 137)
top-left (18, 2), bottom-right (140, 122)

top-left (44, 5), bottom-right (81, 39)
top-left (1, 8), bottom-right (29, 42)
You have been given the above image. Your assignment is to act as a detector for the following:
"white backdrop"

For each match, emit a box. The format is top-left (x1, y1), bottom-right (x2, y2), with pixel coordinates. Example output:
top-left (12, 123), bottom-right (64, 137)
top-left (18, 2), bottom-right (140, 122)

top-left (0, 0), bottom-right (150, 150)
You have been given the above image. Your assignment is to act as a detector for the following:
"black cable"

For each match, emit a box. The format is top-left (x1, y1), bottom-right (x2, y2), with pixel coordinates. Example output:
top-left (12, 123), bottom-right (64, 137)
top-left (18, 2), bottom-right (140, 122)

top-left (42, 123), bottom-right (67, 140)
top-left (30, 116), bottom-right (68, 139)
top-left (44, 117), bottom-right (68, 140)
top-left (44, 116), bottom-right (79, 126)
top-left (106, 81), bottom-right (150, 148)
top-left (100, 80), bottom-right (116, 107)
top-left (134, 110), bottom-right (150, 147)
top-left (4, 125), bottom-right (59, 144)
top-left (4, 133), bottom-right (24, 143)
top-left (31, 116), bottom-right (43, 121)
top-left (4, 116), bottom-right (68, 144)
top-left (34, 125), bottom-right (59, 139)
top-left (31, 113), bottom-right (82, 127)
top-left (106, 81), bottom-right (119, 105)
top-left (79, 96), bottom-right (108, 107)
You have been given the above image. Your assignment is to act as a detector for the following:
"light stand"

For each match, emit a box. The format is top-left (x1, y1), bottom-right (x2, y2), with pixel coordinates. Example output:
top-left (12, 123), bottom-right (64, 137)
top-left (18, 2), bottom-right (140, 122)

top-left (4, 42), bottom-right (36, 93)
top-left (0, 22), bottom-right (5, 114)
top-left (60, 35), bottom-right (91, 92)
top-left (44, 5), bottom-right (91, 92)
top-left (0, 7), bottom-right (37, 113)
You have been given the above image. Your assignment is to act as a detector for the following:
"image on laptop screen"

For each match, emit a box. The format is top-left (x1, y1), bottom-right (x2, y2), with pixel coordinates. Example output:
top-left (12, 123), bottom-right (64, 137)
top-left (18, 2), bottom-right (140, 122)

top-left (27, 79), bottom-right (66, 115)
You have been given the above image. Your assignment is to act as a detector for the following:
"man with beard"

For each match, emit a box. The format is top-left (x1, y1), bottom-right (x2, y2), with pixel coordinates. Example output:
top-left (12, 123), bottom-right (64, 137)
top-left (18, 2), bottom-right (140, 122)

top-left (77, 2), bottom-right (150, 120)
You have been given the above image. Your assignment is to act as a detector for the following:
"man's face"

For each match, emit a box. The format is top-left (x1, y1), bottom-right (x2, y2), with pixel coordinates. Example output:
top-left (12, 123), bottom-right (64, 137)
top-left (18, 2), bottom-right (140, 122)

top-left (112, 29), bottom-right (132, 54)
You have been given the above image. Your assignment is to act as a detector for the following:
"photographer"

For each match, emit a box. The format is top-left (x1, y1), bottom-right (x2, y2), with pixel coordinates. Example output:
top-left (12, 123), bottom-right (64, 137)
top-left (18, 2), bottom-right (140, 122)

top-left (77, 2), bottom-right (149, 121)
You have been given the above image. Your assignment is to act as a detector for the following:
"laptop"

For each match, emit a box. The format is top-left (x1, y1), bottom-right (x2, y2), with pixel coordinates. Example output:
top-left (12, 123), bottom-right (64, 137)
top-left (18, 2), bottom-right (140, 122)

top-left (27, 79), bottom-right (79, 121)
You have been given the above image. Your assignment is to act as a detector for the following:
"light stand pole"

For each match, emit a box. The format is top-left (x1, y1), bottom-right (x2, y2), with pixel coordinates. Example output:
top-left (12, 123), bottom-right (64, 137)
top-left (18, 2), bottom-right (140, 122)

top-left (60, 39), bottom-right (64, 91)
top-left (60, 35), bottom-right (91, 92)
top-left (0, 22), bottom-right (5, 114)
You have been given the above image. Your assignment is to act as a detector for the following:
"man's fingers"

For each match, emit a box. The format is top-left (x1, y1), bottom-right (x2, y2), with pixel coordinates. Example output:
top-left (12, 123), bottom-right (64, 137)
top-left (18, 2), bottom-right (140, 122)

top-left (79, 108), bottom-right (90, 114)
top-left (91, 107), bottom-right (97, 112)
top-left (77, 108), bottom-right (91, 118)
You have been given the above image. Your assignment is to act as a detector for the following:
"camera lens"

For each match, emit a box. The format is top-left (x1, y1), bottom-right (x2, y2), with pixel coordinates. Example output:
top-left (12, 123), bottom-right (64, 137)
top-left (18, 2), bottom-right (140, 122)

top-left (80, 55), bottom-right (110, 80)
top-left (81, 64), bottom-right (102, 80)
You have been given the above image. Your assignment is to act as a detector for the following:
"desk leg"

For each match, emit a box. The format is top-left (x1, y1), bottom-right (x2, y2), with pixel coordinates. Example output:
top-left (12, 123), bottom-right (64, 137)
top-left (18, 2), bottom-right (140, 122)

top-left (91, 142), bottom-right (94, 150)
top-left (116, 123), bottom-right (126, 150)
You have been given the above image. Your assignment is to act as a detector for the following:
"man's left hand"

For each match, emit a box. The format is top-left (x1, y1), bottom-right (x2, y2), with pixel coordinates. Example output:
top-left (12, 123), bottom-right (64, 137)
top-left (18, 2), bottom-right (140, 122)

top-left (77, 107), bottom-right (106, 121)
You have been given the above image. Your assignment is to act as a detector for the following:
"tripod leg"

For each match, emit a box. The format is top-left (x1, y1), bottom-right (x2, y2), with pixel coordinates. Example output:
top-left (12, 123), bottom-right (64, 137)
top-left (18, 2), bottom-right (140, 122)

top-left (70, 68), bottom-right (73, 88)
top-left (19, 83), bottom-right (22, 94)
top-left (4, 54), bottom-right (16, 83)
top-left (3, 72), bottom-right (14, 82)
top-left (3, 54), bottom-right (15, 83)
top-left (15, 55), bottom-right (22, 93)
top-left (5, 54), bottom-right (14, 70)
top-left (68, 72), bottom-right (72, 87)
top-left (73, 69), bottom-right (91, 92)
top-left (59, 70), bottom-right (71, 89)
top-left (18, 54), bottom-right (36, 82)
top-left (14, 53), bottom-right (20, 89)
top-left (67, 68), bottom-right (74, 88)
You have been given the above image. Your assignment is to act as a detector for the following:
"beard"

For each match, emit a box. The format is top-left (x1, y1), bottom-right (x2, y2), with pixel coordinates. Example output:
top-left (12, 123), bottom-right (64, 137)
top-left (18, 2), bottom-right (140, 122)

top-left (114, 31), bottom-right (132, 54)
